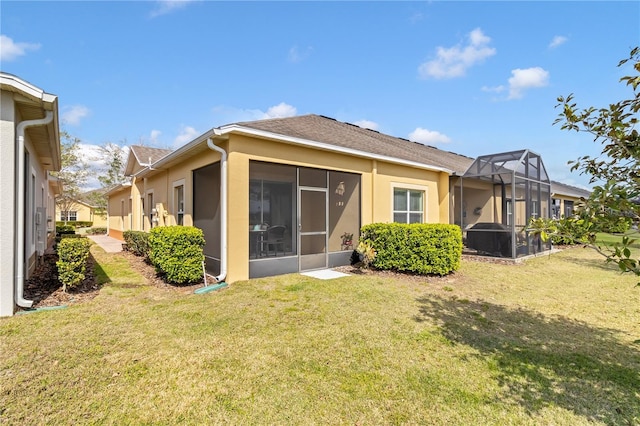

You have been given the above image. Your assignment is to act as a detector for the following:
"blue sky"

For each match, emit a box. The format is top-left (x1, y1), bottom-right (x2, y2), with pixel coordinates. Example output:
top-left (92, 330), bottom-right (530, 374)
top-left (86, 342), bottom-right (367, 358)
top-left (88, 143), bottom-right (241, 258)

top-left (2, 1), bottom-right (638, 190)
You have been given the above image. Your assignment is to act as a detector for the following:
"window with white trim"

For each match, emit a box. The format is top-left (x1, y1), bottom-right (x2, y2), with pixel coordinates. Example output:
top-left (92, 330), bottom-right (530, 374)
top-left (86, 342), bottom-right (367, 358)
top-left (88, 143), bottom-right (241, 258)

top-left (60, 211), bottom-right (78, 222)
top-left (393, 188), bottom-right (424, 224)
top-left (174, 183), bottom-right (185, 225)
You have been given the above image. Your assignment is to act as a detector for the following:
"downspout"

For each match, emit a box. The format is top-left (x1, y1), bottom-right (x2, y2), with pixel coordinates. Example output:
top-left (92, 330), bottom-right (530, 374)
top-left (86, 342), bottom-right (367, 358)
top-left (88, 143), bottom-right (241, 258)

top-left (15, 111), bottom-right (54, 308)
top-left (206, 134), bottom-right (227, 282)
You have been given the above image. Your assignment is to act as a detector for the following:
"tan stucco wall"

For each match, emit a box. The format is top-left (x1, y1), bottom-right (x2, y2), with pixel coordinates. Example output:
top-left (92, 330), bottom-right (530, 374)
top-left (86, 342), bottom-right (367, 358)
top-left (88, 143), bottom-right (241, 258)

top-left (109, 135), bottom-right (451, 283)
top-left (58, 200), bottom-right (107, 227)
top-left (107, 186), bottom-right (131, 240)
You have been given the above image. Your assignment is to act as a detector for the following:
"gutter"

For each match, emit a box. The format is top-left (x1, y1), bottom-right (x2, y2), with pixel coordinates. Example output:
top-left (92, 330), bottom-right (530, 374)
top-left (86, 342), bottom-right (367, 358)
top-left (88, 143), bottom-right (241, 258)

top-left (206, 133), bottom-right (227, 283)
top-left (15, 110), bottom-right (54, 308)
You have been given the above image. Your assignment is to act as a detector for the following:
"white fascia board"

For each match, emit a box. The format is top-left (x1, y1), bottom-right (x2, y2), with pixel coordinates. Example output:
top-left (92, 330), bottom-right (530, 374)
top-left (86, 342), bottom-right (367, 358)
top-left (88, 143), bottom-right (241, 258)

top-left (135, 128), bottom-right (219, 178)
top-left (216, 125), bottom-right (453, 174)
top-left (0, 72), bottom-right (57, 108)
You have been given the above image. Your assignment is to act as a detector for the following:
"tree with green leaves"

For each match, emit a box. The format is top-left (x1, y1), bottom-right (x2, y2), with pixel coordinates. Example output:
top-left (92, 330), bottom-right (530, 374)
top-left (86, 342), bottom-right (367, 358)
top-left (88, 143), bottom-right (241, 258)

top-left (52, 131), bottom-right (89, 225)
top-left (529, 47), bottom-right (639, 282)
top-left (85, 141), bottom-right (128, 213)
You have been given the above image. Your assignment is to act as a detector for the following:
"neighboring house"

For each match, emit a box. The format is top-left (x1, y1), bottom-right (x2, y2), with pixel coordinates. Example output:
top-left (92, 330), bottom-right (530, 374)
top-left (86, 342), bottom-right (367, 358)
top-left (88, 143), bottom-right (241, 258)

top-left (106, 145), bottom-right (172, 239)
top-left (57, 197), bottom-right (107, 228)
top-left (1, 72), bottom-right (61, 317)
top-left (550, 181), bottom-right (592, 218)
top-left (107, 114), bottom-right (584, 283)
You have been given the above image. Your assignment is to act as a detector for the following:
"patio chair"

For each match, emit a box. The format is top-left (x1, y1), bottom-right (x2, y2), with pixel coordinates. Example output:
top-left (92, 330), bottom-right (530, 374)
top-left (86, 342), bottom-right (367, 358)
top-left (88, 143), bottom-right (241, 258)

top-left (260, 225), bottom-right (286, 257)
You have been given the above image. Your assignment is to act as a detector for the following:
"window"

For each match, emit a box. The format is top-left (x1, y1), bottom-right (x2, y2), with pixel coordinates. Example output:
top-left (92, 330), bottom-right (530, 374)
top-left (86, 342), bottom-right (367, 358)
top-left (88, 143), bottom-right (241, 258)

top-left (61, 211), bottom-right (77, 221)
top-left (147, 192), bottom-right (154, 228)
top-left (505, 199), bottom-right (513, 226)
top-left (174, 184), bottom-right (185, 225)
top-left (564, 200), bottom-right (574, 218)
top-left (393, 188), bottom-right (424, 224)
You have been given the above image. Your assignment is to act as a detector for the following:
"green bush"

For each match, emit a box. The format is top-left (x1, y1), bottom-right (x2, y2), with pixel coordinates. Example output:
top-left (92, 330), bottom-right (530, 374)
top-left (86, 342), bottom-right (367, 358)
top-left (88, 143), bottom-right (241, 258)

top-left (360, 223), bottom-right (462, 276)
top-left (599, 216), bottom-right (632, 234)
top-left (60, 234), bottom-right (85, 240)
top-left (123, 231), bottom-right (150, 258)
top-left (148, 226), bottom-right (205, 285)
top-left (549, 216), bottom-right (595, 246)
top-left (56, 237), bottom-right (91, 292)
top-left (87, 227), bottom-right (107, 235)
top-left (56, 221), bottom-right (93, 229)
top-left (56, 224), bottom-right (75, 235)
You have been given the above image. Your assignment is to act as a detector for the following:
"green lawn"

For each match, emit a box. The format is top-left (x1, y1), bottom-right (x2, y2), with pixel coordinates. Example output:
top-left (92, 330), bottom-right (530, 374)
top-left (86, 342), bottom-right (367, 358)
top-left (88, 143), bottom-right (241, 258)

top-left (1, 245), bottom-right (639, 425)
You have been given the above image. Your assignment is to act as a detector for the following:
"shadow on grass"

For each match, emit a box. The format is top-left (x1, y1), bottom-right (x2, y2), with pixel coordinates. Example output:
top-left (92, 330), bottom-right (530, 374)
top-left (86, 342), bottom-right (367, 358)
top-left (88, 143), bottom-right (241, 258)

top-left (558, 251), bottom-right (624, 272)
top-left (414, 295), bottom-right (640, 424)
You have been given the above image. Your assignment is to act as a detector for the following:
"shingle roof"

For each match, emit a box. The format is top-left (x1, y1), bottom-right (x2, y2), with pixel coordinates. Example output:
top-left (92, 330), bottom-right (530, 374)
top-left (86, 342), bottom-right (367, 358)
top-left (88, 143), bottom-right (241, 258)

top-left (126, 145), bottom-right (173, 176)
top-left (550, 181), bottom-right (592, 198)
top-left (130, 145), bottom-right (172, 164)
top-left (235, 114), bottom-right (474, 174)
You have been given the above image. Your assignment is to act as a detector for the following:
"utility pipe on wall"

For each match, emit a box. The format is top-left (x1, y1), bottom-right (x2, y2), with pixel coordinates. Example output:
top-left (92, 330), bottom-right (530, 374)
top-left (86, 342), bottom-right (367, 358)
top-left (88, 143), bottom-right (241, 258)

top-left (207, 134), bottom-right (227, 283)
top-left (15, 110), bottom-right (54, 308)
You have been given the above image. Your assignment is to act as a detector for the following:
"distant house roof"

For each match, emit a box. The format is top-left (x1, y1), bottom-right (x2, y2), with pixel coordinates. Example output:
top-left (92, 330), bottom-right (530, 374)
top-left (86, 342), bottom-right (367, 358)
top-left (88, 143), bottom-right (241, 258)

top-left (550, 181), bottom-right (592, 199)
top-left (236, 114), bottom-right (474, 174)
top-left (125, 145), bottom-right (173, 176)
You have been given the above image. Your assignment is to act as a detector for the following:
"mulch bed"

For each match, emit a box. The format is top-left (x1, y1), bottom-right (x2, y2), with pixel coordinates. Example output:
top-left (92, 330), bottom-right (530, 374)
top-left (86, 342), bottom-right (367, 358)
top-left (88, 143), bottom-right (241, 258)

top-left (22, 250), bottom-right (208, 310)
top-left (23, 252), bottom-right (101, 309)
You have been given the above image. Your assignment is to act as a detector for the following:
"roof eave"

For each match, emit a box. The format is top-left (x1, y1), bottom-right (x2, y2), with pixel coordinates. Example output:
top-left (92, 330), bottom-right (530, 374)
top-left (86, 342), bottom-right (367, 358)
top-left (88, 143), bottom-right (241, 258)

top-left (218, 124), bottom-right (453, 174)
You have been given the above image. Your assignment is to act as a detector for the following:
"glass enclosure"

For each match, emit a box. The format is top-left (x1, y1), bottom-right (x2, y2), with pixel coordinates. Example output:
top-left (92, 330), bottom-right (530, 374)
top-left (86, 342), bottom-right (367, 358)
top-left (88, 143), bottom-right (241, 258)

top-left (249, 161), bottom-right (361, 277)
top-left (460, 150), bottom-right (551, 258)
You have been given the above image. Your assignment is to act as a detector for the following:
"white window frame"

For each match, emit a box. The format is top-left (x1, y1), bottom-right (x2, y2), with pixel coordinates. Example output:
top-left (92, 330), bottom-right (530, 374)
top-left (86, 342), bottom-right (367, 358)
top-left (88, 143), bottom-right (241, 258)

top-left (172, 179), bottom-right (185, 226)
top-left (146, 190), bottom-right (155, 229)
top-left (391, 183), bottom-right (428, 224)
top-left (60, 211), bottom-right (78, 222)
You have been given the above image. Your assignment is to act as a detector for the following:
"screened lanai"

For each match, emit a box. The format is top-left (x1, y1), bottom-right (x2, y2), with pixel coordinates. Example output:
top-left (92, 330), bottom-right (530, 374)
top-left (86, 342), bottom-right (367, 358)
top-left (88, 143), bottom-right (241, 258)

top-left (458, 149), bottom-right (552, 259)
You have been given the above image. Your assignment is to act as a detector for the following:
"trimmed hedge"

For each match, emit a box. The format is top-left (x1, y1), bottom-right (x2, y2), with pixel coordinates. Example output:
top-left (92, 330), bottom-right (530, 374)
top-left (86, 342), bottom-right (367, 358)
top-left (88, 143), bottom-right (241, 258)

top-left (56, 221), bottom-right (93, 228)
top-left (87, 227), bottom-right (107, 235)
top-left (123, 230), bottom-right (150, 258)
top-left (56, 224), bottom-right (75, 235)
top-left (148, 226), bottom-right (205, 285)
top-left (360, 223), bottom-right (462, 276)
top-left (56, 237), bottom-right (91, 291)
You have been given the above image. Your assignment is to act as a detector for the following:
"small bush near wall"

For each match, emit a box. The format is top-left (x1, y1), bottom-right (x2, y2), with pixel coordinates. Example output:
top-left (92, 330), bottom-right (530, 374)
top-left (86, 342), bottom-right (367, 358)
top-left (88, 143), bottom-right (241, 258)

top-left (123, 231), bottom-right (150, 258)
top-left (148, 226), bottom-right (205, 285)
top-left (360, 223), bottom-right (463, 276)
top-left (56, 237), bottom-right (91, 292)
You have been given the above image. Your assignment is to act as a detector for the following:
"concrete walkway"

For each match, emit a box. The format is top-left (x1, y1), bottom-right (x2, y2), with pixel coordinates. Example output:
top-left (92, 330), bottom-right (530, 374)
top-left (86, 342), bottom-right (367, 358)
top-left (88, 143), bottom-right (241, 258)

top-left (88, 234), bottom-right (124, 253)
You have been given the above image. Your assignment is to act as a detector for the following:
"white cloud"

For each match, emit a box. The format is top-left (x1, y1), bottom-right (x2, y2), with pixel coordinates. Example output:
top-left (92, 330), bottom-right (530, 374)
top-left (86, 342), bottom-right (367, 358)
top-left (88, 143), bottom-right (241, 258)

top-left (61, 105), bottom-right (90, 126)
top-left (481, 85), bottom-right (506, 94)
top-left (288, 45), bottom-right (313, 63)
top-left (264, 102), bottom-right (297, 119)
top-left (173, 125), bottom-right (199, 148)
top-left (408, 127), bottom-right (451, 145)
top-left (418, 28), bottom-right (496, 79)
top-left (0, 35), bottom-right (41, 61)
top-left (149, 129), bottom-right (162, 144)
top-left (353, 120), bottom-right (379, 131)
top-left (212, 102), bottom-right (298, 124)
top-left (549, 35), bottom-right (568, 49)
top-left (150, 0), bottom-right (197, 18)
top-left (507, 67), bottom-right (550, 99)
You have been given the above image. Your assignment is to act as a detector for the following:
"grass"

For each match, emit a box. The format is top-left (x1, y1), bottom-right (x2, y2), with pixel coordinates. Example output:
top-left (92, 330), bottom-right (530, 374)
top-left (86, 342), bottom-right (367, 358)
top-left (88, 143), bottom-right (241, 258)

top-left (1, 245), bottom-right (639, 425)
top-left (596, 230), bottom-right (640, 248)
